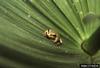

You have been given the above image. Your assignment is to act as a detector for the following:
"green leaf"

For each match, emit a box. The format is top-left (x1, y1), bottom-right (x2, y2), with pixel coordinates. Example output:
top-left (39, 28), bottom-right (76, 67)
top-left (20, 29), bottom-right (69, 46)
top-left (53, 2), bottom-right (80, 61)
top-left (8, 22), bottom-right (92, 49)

top-left (0, 0), bottom-right (100, 68)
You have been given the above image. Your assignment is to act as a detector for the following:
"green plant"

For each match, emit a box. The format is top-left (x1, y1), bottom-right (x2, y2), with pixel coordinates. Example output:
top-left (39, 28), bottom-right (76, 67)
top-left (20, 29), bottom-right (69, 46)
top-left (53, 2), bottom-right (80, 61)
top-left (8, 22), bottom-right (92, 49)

top-left (0, 0), bottom-right (100, 68)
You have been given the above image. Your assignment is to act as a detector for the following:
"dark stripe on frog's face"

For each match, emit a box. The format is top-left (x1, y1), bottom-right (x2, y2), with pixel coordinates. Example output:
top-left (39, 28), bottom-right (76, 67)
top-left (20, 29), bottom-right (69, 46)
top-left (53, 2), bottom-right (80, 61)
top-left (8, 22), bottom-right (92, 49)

top-left (51, 34), bottom-right (56, 37)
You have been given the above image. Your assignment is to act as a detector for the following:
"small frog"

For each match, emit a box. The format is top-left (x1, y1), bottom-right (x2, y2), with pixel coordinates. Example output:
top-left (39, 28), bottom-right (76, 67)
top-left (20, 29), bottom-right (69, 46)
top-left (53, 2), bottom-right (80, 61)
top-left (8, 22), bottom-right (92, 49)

top-left (43, 29), bottom-right (62, 46)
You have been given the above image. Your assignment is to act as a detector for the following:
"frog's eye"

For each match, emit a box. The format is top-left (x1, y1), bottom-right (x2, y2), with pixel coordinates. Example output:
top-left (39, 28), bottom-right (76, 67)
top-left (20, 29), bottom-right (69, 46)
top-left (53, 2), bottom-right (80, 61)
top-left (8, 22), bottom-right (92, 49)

top-left (44, 30), bottom-right (48, 34)
top-left (45, 31), bottom-right (48, 35)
